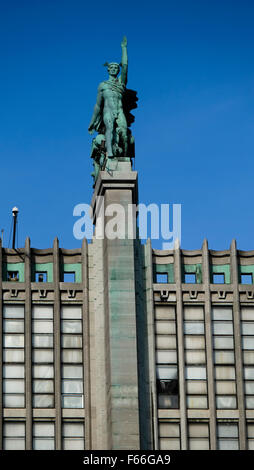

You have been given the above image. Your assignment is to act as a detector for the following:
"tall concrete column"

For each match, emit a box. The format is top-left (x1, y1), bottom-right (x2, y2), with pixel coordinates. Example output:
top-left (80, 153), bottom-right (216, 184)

top-left (89, 163), bottom-right (141, 450)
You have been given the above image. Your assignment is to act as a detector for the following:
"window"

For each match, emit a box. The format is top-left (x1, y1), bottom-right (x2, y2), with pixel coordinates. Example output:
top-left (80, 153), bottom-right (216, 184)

top-left (159, 421), bottom-right (180, 450)
top-left (184, 307), bottom-right (207, 409)
top-left (241, 274), bottom-right (253, 284)
top-left (35, 272), bottom-right (47, 282)
top-left (247, 422), bottom-right (254, 450)
top-left (7, 271), bottom-right (19, 282)
top-left (155, 306), bottom-right (179, 409)
top-left (33, 422), bottom-right (55, 450)
top-left (61, 306), bottom-right (84, 408)
top-left (32, 305), bottom-right (54, 408)
top-left (62, 422), bottom-right (85, 450)
top-left (241, 308), bottom-right (254, 409)
top-left (3, 421), bottom-right (25, 450)
top-left (188, 422), bottom-right (210, 450)
top-left (156, 273), bottom-right (168, 283)
top-left (217, 422), bottom-right (239, 450)
top-left (63, 272), bottom-right (76, 282)
top-left (213, 274), bottom-right (225, 284)
top-left (184, 274), bottom-right (196, 284)
top-left (212, 307), bottom-right (237, 409)
top-left (3, 305), bottom-right (25, 408)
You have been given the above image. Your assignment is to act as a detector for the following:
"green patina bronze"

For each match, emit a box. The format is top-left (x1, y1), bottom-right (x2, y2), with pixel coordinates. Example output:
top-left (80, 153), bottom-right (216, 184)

top-left (88, 36), bottom-right (137, 183)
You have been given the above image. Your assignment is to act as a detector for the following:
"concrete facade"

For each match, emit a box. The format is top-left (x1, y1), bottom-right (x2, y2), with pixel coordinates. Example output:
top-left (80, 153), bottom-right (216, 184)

top-left (1, 165), bottom-right (254, 450)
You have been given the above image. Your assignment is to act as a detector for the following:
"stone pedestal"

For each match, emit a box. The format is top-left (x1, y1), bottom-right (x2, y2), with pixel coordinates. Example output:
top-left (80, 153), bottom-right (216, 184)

top-left (88, 165), bottom-right (141, 449)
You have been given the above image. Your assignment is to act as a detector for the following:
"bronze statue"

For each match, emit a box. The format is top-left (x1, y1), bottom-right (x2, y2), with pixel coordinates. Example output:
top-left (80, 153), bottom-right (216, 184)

top-left (88, 36), bottom-right (137, 181)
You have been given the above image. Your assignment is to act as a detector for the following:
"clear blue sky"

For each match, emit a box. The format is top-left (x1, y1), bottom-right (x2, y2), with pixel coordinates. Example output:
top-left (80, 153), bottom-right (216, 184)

top-left (0, 0), bottom-right (254, 250)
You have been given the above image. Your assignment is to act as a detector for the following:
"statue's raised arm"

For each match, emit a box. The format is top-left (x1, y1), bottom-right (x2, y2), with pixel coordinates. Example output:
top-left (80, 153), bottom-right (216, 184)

top-left (120, 36), bottom-right (128, 86)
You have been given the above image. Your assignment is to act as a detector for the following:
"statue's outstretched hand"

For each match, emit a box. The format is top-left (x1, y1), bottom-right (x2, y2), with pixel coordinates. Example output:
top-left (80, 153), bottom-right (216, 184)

top-left (88, 125), bottom-right (94, 135)
top-left (121, 36), bottom-right (127, 48)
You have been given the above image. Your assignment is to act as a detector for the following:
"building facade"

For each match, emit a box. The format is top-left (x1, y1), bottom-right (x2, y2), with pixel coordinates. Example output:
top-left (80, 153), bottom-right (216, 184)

top-left (0, 164), bottom-right (254, 450)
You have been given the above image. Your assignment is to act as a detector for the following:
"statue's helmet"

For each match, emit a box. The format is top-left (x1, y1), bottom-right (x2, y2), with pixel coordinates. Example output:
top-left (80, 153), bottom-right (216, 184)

top-left (104, 62), bottom-right (121, 73)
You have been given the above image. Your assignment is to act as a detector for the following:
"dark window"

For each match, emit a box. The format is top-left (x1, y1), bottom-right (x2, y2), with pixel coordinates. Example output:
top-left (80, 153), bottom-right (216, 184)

top-left (156, 273), bottom-right (168, 284)
top-left (63, 272), bottom-right (75, 283)
top-left (185, 274), bottom-right (196, 284)
top-left (241, 274), bottom-right (253, 285)
top-left (7, 271), bottom-right (19, 282)
top-left (213, 274), bottom-right (225, 284)
top-left (35, 272), bottom-right (47, 282)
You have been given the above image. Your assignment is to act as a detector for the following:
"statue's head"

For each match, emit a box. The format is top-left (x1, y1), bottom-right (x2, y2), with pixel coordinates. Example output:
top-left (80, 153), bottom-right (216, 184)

top-left (104, 62), bottom-right (121, 77)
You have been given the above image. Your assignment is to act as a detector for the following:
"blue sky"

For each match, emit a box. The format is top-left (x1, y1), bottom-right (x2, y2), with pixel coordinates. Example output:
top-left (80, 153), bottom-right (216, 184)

top-left (0, 0), bottom-right (254, 250)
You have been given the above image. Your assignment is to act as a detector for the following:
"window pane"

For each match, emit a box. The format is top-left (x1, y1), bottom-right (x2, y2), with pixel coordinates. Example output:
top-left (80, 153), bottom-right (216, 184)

top-left (212, 308), bottom-right (232, 321)
top-left (4, 422), bottom-right (25, 437)
top-left (214, 351), bottom-right (235, 364)
top-left (61, 306), bottom-right (82, 319)
top-left (61, 321), bottom-right (82, 334)
top-left (33, 321), bottom-right (53, 334)
top-left (184, 322), bottom-right (204, 335)
top-left (242, 323), bottom-right (254, 335)
top-left (32, 335), bottom-right (53, 348)
top-left (160, 438), bottom-right (180, 450)
top-left (32, 306), bottom-right (53, 319)
top-left (33, 395), bottom-right (54, 408)
top-left (156, 336), bottom-right (176, 349)
top-left (185, 351), bottom-right (206, 364)
top-left (33, 439), bottom-right (55, 450)
top-left (4, 438), bottom-right (25, 450)
top-left (187, 396), bottom-right (208, 408)
top-left (3, 320), bottom-right (24, 333)
top-left (3, 379), bottom-right (25, 393)
top-left (216, 381), bottom-right (236, 395)
top-left (3, 335), bottom-right (24, 348)
top-left (186, 381), bottom-right (207, 394)
top-left (63, 438), bottom-right (84, 450)
top-left (156, 350), bottom-right (177, 364)
top-left (242, 337), bottom-right (254, 350)
top-left (213, 337), bottom-right (234, 350)
top-left (62, 380), bottom-right (83, 394)
top-left (33, 423), bottom-right (55, 437)
top-left (33, 380), bottom-right (54, 393)
top-left (189, 439), bottom-right (209, 450)
top-left (62, 365), bottom-right (83, 379)
top-left (217, 424), bottom-right (238, 438)
top-left (3, 365), bottom-right (25, 378)
top-left (3, 305), bottom-right (24, 318)
top-left (33, 350), bottom-right (54, 363)
top-left (213, 322), bottom-right (233, 335)
top-left (186, 367), bottom-right (206, 380)
top-left (184, 336), bottom-right (205, 350)
top-left (241, 308), bottom-right (254, 321)
top-left (62, 423), bottom-right (84, 437)
top-left (159, 423), bottom-right (180, 437)
top-left (218, 439), bottom-right (239, 450)
top-left (188, 423), bottom-right (209, 437)
top-left (155, 322), bottom-right (176, 335)
top-left (184, 307), bottom-right (204, 320)
top-left (215, 366), bottom-right (236, 380)
top-left (216, 396), bottom-right (237, 409)
top-left (244, 368), bottom-right (254, 380)
top-left (62, 335), bottom-right (82, 349)
top-left (62, 395), bottom-right (83, 408)
top-left (62, 350), bottom-right (82, 363)
top-left (157, 395), bottom-right (179, 409)
top-left (155, 306), bottom-right (175, 320)
top-left (246, 397), bottom-right (254, 409)
top-left (4, 395), bottom-right (25, 407)
top-left (156, 366), bottom-right (177, 380)
top-left (3, 349), bottom-right (24, 362)
top-left (33, 365), bottom-right (54, 379)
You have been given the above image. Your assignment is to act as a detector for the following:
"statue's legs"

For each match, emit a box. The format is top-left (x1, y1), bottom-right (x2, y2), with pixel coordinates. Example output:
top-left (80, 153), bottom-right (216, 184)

top-left (116, 112), bottom-right (128, 156)
top-left (104, 113), bottom-right (115, 158)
